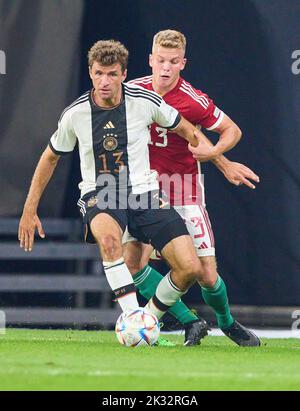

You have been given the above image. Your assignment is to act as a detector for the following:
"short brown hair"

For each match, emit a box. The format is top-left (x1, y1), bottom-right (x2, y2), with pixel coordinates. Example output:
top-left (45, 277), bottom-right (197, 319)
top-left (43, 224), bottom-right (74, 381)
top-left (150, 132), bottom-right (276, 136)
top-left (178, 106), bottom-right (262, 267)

top-left (88, 40), bottom-right (129, 72)
top-left (152, 30), bottom-right (186, 53)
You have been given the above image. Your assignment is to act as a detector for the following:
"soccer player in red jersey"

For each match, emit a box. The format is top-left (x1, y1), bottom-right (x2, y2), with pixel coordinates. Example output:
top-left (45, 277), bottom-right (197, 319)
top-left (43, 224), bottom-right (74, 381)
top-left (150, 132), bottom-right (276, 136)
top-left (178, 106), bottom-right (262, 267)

top-left (124, 30), bottom-right (260, 346)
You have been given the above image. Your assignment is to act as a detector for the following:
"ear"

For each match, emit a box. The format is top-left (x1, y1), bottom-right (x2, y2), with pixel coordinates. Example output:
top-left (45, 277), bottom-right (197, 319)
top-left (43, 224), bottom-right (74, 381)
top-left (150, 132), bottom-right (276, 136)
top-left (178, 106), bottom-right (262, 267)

top-left (181, 58), bottom-right (187, 71)
top-left (149, 54), bottom-right (153, 68)
top-left (88, 66), bottom-right (93, 80)
top-left (122, 69), bottom-right (127, 82)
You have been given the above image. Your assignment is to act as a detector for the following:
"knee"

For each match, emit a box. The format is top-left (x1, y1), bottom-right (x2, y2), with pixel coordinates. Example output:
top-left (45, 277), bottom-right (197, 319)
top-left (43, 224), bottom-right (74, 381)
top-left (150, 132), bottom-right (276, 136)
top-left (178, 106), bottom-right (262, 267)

top-left (180, 259), bottom-right (202, 282)
top-left (198, 261), bottom-right (218, 288)
top-left (200, 276), bottom-right (217, 289)
top-left (99, 234), bottom-right (122, 260)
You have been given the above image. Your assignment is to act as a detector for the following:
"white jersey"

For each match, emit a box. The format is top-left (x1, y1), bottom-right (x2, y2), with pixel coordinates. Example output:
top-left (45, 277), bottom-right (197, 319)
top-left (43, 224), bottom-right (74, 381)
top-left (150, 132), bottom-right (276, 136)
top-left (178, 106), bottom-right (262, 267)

top-left (49, 83), bottom-right (180, 197)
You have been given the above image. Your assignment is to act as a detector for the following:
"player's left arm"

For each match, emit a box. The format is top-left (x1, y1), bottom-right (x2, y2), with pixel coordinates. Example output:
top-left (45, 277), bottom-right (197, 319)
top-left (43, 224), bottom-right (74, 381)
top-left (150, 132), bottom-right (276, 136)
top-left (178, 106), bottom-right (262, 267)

top-left (173, 116), bottom-right (260, 189)
top-left (188, 114), bottom-right (241, 160)
top-left (205, 115), bottom-right (260, 189)
top-left (151, 96), bottom-right (220, 161)
top-left (154, 98), bottom-right (259, 189)
top-left (208, 113), bottom-right (242, 155)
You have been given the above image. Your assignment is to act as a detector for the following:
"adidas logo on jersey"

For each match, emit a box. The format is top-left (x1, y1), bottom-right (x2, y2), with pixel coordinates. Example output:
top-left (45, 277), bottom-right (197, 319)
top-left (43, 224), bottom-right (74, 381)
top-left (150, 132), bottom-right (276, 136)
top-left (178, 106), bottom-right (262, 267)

top-left (104, 121), bottom-right (115, 129)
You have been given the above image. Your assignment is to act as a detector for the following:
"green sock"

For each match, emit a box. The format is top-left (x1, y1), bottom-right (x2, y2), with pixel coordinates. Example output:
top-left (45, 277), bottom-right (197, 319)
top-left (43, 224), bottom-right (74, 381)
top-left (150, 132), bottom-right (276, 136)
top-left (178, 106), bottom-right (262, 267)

top-left (134, 265), bottom-right (198, 324)
top-left (201, 275), bottom-right (234, 329)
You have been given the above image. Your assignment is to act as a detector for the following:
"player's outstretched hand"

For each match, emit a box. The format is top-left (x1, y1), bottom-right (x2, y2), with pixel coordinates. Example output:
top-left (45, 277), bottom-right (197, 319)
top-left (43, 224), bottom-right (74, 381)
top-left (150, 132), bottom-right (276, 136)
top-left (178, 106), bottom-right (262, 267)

top-left (222, 161), bottom-right (260, 189)
top-left (18, 212), bottom-right (45, 252)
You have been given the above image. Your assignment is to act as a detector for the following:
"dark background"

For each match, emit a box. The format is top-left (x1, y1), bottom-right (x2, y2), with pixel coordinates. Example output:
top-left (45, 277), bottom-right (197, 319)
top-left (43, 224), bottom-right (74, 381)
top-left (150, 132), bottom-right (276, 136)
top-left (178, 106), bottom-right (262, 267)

top-left (1, 0), bottom-right (300, 306)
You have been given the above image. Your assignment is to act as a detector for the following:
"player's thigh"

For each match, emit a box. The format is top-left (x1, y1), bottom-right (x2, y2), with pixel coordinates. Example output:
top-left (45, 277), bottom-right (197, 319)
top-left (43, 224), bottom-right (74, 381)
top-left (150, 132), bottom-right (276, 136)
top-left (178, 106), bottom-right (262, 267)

top-left (90, 212), bottom-right (122, 239)
top-left (174, 204), bottom-right (215, 257)
top-left (77, 190), bottom-right (127, 248)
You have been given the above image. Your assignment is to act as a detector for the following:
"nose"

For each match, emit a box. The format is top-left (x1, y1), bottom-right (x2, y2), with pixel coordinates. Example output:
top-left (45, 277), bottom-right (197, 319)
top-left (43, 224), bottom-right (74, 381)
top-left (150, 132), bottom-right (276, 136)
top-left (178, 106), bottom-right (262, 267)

top-left (100, 74), bottom-right (110, 87)
top-left (162, 61), bottom-right (171, 71)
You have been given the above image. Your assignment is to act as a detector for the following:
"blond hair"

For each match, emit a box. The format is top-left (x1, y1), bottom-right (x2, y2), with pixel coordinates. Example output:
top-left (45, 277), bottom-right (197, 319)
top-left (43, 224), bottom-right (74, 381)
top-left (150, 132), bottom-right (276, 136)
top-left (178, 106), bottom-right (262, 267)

top-left (152, 30), bottom-right (186, 53)
top-left (88, 40), bottom-right (129, 72)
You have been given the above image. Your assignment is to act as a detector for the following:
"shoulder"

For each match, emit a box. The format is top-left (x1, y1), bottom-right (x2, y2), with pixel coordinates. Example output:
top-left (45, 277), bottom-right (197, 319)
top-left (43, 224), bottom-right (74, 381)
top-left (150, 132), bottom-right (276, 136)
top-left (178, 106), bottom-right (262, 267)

top-left (123, 82), bottom-right (162, 107)
top-left (59, 90), bottom-right (90, 122)
top-left (178, 79), bottom-right (211, 110)
top-left (127, 75), bottom-right (152, 87)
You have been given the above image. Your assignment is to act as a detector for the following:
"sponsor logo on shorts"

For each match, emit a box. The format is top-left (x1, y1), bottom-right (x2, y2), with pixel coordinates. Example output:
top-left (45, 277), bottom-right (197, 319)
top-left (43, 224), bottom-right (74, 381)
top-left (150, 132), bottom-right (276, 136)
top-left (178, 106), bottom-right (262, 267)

top-left (87, 196), bottom-right (98, 207)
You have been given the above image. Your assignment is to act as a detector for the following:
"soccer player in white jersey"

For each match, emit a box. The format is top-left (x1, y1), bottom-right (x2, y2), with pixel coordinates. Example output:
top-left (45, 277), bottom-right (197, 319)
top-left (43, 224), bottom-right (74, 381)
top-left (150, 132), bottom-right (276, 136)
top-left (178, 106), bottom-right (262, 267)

top-left (124, 30), bottom-right (261, 346)
top-left (18, 39), bottom-right (259, 346)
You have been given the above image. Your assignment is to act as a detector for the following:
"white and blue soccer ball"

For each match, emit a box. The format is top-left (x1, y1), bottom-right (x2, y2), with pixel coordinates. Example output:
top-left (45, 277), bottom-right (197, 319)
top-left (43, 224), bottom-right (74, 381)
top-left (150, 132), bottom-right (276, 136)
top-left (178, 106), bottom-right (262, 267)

top-left (115, 308), bottom-right (160, 347)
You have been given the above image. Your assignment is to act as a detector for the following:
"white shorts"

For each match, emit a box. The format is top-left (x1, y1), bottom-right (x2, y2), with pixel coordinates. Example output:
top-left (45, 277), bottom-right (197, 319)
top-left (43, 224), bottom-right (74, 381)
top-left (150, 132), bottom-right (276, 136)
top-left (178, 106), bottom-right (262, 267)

top-left (122, 227), bottom-right (137, 245)
top-left (122, 204), bottom-right (215, 257)
top-left (173, 204), bottom-right (215, 257)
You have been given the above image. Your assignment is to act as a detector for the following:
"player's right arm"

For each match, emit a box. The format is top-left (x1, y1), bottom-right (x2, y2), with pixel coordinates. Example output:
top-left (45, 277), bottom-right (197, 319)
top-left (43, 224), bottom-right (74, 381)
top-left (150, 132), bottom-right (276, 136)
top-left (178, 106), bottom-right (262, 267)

top-left (19, 106), bottom-right (77, 251)
top-left (18, 146), bottom-right (61, 252)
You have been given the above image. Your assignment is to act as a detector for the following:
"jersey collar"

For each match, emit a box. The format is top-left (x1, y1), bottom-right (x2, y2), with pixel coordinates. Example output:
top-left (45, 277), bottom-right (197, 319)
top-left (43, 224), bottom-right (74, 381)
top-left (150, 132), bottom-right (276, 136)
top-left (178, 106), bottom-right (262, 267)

top-left (89, 87), bottom-right (124, 111)
top-left (151, 77), bottom-right (183, 98)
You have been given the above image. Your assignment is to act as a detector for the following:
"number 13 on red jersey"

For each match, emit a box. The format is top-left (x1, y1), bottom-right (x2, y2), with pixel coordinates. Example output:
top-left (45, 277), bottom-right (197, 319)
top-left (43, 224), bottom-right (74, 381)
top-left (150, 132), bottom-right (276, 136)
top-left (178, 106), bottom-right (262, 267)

top-left (149, 127), bottom-right (168, 147)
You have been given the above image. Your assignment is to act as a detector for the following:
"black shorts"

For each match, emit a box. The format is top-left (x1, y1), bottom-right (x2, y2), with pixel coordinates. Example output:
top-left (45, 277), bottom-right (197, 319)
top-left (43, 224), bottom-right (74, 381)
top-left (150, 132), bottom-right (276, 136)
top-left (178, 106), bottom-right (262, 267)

top-left (77, 189), bottom-right (189, 252)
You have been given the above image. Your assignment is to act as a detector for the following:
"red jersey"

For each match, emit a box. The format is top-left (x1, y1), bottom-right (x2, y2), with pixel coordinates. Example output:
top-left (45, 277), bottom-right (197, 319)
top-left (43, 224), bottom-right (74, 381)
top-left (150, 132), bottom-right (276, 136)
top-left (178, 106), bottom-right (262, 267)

top-left (128, 76), bottom-right (224, 206)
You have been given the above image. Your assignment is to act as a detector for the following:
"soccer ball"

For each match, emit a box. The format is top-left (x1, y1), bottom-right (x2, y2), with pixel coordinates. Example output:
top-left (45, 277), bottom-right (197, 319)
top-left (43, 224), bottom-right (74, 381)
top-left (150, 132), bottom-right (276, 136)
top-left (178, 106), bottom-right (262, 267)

top-left (115, 308), bottom-right (160, 347)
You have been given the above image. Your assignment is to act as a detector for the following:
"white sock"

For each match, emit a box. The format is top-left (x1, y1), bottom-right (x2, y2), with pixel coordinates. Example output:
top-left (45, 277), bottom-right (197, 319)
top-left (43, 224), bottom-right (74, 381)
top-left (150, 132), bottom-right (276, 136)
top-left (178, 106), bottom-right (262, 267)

top-left (145, 272), bottom-right (186, 319)
top-left (103, 257), bottom-right (139, 312)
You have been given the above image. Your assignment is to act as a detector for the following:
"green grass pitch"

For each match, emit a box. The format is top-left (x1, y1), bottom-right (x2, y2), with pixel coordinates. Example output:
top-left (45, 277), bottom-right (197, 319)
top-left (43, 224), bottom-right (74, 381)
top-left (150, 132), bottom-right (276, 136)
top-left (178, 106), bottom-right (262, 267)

top-left (0, 328), bottom-right (299, 390)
